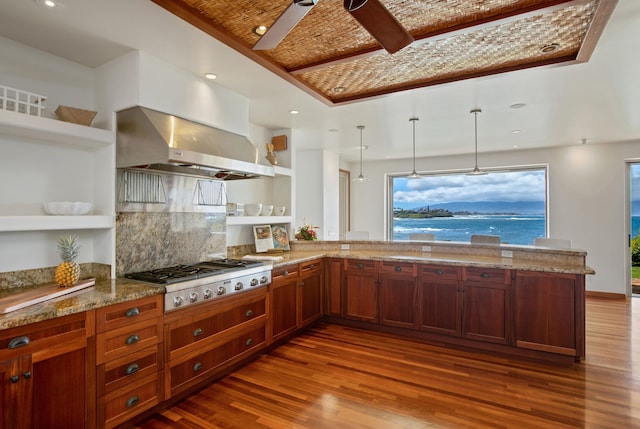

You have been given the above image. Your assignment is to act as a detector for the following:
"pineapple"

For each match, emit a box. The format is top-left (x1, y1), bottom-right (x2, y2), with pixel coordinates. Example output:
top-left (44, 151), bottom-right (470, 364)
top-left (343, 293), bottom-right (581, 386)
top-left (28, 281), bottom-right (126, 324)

top-left (55, 235), bottom-right (81, 287)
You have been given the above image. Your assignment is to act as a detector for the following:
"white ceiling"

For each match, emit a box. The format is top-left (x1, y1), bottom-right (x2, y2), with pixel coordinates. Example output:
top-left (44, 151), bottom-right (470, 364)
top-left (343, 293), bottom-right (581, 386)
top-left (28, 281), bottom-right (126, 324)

top-left (0, 0), bottom-right (639, 164)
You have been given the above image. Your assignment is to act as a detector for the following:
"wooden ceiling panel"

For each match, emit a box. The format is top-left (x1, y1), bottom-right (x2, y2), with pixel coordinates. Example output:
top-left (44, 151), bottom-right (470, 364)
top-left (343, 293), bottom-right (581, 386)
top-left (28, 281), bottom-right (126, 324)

top-left (151, 0), bottom-right (615, 105)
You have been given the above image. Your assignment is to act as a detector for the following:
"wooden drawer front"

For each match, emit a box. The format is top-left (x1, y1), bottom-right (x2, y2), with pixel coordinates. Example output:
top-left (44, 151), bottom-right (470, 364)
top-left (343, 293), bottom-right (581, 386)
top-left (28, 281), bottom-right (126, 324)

top-left (464, 267), bottom-right (508, 284)
top-left (167, 297), bottom-right (266, 353)
top-left (345, 259), bottom-right (376, 273)
top-left (273, 264), bottom-right (299, 280)
top-left (169, 326), bottom-right (266, 392)
top-left (420, 265), bottom-right (459, 282)
top-left (98, 345), bottom-right (162, 397)
top-left (0, 312), bottom-right (88, 361)
top-left (96, 295), bottom-right (162, 333)
top-left (100, 373), bottom-right (161, 429)
top-left (96, 319), bottom-right (162, 365)
top-left (380, 261), bottom-right (415, 276)
top-left (300, 259), bottom-right (322, 274)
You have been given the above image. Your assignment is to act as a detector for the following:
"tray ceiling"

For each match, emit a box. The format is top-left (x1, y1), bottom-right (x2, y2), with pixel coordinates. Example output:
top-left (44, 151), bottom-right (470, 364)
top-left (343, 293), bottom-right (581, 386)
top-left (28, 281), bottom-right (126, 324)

top-left (150, 0), bottom-right (615, 105)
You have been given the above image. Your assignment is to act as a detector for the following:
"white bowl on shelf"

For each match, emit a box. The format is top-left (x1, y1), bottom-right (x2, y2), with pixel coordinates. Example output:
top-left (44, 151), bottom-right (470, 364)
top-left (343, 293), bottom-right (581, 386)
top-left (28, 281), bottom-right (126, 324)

top-left (243, 203), bottom-right (262, 216)
top-left (261, 205), bottom-right (274, 216)
top-left (274, 206), bottom-right (286, 216)
top-left (44, 201), bottom-right (92, 215)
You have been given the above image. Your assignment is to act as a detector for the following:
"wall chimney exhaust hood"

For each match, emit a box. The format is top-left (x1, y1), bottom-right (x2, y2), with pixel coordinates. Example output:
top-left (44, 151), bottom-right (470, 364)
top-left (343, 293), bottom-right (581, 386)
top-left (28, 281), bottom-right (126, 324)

top-left (116, 106), bottom-right (275, 180)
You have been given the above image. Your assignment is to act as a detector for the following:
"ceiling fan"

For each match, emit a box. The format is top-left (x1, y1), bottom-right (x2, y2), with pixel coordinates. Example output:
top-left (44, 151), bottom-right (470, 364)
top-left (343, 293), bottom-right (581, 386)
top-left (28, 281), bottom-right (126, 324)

top-left (253, 0), bottom-right (414, 54)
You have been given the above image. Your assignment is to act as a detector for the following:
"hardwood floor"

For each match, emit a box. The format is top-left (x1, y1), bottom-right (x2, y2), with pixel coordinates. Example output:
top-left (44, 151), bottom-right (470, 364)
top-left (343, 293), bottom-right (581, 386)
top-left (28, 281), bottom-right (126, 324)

top-left (132, 297), bottom-right (640, 428)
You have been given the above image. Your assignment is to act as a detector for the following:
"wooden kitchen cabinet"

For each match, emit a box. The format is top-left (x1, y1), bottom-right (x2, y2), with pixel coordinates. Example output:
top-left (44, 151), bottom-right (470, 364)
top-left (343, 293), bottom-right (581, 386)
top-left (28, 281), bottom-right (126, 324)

top-left (164, 288), bottom-right (267, 398)
top-left (95, 295), bottom-right (163, 429)
top-left (418, 264), bottom-right (462, 336)
top-left (514, 271), bottom-right (583, 357)
top-left (0, 311), bottom-right (93, 429)
top-left (344, 259), bottom-right (379, 323)
top-left (270, 264), bottom-right (299, 343)
top-left (461, 267), bottom-right (511, 344)
top-left (379, 261), bottom-right (417, 329)
top-left (298, 259), bottom-right (323, 328)
top-left (324, 258), bottom-right (344, 317)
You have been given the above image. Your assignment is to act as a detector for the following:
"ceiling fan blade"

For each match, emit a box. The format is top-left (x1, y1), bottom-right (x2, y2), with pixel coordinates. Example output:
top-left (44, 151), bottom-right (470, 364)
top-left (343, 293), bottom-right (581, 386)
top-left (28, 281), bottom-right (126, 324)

top-left (253, 0), bottom-right (318, 50)
top-left (344, 0), bottom-right (414, 54)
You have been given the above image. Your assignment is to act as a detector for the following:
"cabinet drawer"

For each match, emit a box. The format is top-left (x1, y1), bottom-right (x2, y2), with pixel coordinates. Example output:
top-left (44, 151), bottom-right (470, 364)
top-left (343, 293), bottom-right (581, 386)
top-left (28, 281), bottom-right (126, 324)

top-left (96, 318), bottom-right (162, 365)
top-left (380, 261), bottom-right (415, 276)
top-left (168, 326), bottom-right (265, 393)
top-left (167, 297), bottom-right (265, 353)
top-left (300, 259), bottom-right (322, 274)
top-left (96, 295), bottom-right (162, 333)
top-left (464, 267), bottom-right (509, 284)
top-left (345, 259), bottom-right (376, 273)
top-left (100, 373), bottom-right (161, 429)
top-left (97, 345), bottom-right (163, 397)
top-left (272, 264), bottom-right (299, 280)
top-left (420, 265), bottom-right (459, 282)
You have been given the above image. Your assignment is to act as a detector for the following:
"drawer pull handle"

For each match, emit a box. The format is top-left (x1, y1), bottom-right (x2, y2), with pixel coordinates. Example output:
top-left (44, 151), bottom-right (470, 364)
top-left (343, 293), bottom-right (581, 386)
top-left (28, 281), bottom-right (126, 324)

top-left (125, 307), bottom-right (140, 318)
top-left (126, 363), bottom-right (140, 375)
top-left (193, 362), bottom-right (203, 372)
top-left (357, 263), bottom-right (365, 269)
top-left (10, 375), bottom-right (19, 383)
top-left (481, 273), bottom-right (490, 279)
top-left (245, 338), bottom-right (254, 347)
top-left (299, 281), bottom-right (305, 287)
top-left (8, 336), bottom-right (30, 349)
top-left (23, 371), bottom-right (31, 379)
top-left (309, 264), bottom-right (316, 269)
top-left (126, 396), bottom-right (139, 408)
top-left (125, 335), bottom-right (139, 345)
top-left (282, 270), bottom-right (289, 276)
top-left (394, 266), bottom-right (402, 272)
top-left (193, 328), bottom-right (203, 337)
top-left (245, 309), bottom-right (254, 317)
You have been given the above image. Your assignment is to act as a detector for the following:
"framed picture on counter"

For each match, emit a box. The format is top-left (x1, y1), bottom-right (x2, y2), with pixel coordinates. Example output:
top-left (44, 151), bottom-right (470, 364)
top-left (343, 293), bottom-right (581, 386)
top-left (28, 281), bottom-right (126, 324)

top-left (271, 224), bottom-right (290, 251)
top-left (253, 225), bottom-right (274, 253)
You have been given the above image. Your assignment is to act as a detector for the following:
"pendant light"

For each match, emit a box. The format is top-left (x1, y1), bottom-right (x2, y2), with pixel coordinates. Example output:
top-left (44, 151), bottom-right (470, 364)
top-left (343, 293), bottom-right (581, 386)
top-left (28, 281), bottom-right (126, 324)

top-left (468, 108), bottom-right (487, 176)
top-left (354, 125), bottom-right (368, 182)
top-left (407, 117), bottom-right (421, 179)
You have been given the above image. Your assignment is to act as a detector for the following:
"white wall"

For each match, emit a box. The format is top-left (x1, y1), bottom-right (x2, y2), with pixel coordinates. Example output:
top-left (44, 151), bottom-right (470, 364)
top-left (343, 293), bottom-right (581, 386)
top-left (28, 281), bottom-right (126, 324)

top-left (348, 140), bottom-right (640, 295)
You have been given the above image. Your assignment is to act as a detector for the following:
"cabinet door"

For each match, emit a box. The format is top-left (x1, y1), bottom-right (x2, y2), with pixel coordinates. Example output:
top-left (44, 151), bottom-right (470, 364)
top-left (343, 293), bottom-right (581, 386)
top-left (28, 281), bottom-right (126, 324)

top-left (514, 271), bottom-right (579, 356)
top-left (299, 260), bottom-right (323, 327)
top-left (1, 355), bottom-right (32, 429)
top-left (270, 265), bottom-right (299, 342)
top-left (418, 265), bottom-right (461, 336)
top-left (325, 258), bottom-right (344, 317)
top-left (462, 268), bottom-right (511, 344)
top-left (379, 262), bottom-right (417, 329)
top-left (345, 260), bottom-right (378, 323)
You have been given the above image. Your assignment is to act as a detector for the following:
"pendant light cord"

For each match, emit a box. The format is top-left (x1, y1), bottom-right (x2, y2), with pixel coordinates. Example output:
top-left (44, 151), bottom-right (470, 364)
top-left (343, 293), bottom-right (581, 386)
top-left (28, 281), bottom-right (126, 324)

top-left (408, 117), bottom-right (420, 178)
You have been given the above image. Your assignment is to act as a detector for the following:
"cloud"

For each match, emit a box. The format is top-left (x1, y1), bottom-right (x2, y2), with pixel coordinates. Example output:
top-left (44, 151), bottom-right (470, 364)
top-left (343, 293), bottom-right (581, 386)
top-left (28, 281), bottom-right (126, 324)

top-left (394, 171), bottom-right (545, 205)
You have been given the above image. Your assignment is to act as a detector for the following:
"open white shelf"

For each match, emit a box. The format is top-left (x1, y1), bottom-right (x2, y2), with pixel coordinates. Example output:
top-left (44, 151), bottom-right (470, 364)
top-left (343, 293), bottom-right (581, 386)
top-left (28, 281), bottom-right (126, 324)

top-left (226, 215), bottom-right (292, 226)
top-left (0, 215), bottom-right (114, 232)
top-left (273, 166), bottom-right (292, 177)
top-left (0, 108), bottom-right (113, 149)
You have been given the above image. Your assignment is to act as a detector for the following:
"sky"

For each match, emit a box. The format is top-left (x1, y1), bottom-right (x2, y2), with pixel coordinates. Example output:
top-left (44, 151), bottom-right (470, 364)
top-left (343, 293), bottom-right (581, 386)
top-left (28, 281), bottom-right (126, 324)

top-left (393, 170), bottom-right (546, 210)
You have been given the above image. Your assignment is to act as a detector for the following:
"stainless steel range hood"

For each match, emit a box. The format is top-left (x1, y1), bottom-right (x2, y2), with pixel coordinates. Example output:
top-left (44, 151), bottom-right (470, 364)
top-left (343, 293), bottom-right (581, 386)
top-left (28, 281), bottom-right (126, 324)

top-left (116, 106), bottom-right (275, 180)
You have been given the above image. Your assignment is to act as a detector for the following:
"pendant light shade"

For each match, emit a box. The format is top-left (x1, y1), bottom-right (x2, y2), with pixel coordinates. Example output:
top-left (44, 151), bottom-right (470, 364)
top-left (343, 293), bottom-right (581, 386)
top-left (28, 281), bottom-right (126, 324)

top-left (354, 125), bottom-right (368, 182)
top-left (468, 108), bottom-right (487, 176)
top-left (407, 117), bottom-right (421, 179)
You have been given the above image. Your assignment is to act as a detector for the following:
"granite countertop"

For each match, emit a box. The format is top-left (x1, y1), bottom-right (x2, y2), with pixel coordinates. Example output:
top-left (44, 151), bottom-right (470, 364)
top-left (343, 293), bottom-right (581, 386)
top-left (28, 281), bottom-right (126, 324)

top-left (267, 249), bottom-right (595, 275)
top-left (0, 278), bottom-right (163, 331)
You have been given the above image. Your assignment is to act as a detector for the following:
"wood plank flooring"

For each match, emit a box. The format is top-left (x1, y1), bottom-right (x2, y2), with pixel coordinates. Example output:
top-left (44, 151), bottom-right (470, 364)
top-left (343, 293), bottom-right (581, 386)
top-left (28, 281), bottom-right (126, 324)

top-left (132, 297), bottom-right (640, 428)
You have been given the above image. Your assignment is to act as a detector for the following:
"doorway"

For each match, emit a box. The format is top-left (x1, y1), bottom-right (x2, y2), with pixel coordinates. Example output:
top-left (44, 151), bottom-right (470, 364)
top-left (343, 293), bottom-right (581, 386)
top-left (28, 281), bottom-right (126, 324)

top-left (339, 169), bottom-right (350, 240)
top-left (629, 162), bottom-right (640, 296)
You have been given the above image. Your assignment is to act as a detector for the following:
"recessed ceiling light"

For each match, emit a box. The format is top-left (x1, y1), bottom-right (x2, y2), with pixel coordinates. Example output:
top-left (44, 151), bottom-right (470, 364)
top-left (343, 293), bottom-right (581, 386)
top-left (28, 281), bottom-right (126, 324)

top-left (512, 129), bottom-right (521, 134)
top-left (253, 25), bottom-right (268, 36)
top-left (333, 86), bottom-right (347, 93)
top-left (328, 128), bottom-right (339, 133)
top-left (540, 43), bottom-right (560, 53)
top-left (204, 73), bottom-right (217, 80)
top-left (289, 110), bottom-right (299, 115)
top-left (35, 0), bottom-right (63, 8)
top-left (510, 103), bottom-right (526, 109)
top-left (512, 144), bottom-right (520, 148)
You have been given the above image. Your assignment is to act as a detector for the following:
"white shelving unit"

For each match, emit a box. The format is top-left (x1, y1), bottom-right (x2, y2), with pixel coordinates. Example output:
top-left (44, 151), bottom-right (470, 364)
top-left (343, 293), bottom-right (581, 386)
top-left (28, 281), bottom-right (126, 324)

top-left (226, 215), bottom-right (292, 226)
top-left (0, 215), bottom-right (114, 232)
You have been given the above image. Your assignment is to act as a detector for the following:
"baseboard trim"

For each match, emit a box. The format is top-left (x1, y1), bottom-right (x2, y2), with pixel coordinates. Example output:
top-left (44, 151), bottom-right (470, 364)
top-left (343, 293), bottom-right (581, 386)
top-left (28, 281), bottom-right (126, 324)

top-left (585, 291), bottom-right (627, 299)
